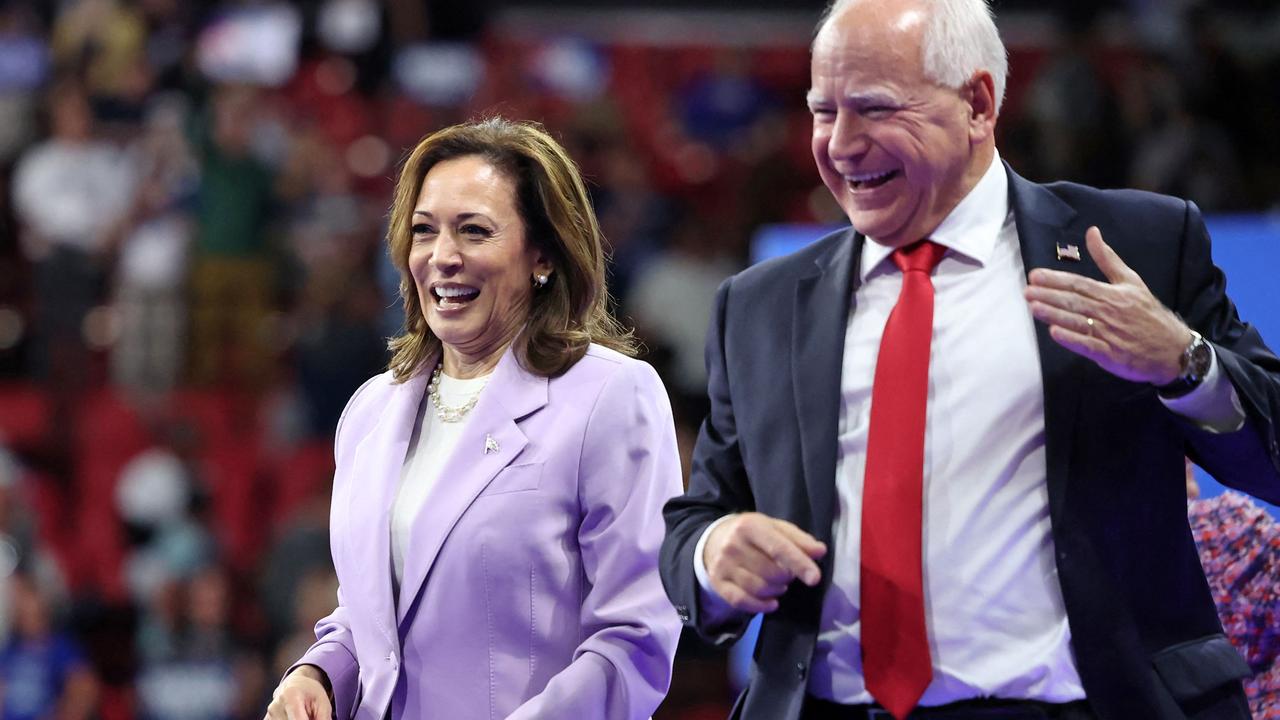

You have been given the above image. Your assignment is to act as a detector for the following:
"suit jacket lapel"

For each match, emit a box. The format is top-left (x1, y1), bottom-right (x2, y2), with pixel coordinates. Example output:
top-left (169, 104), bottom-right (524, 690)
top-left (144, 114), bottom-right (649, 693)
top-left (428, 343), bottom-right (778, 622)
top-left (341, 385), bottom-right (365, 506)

top-left (793, 229), bottom-right (861, 542)
top-left (348, 370), bottom-right (430, 646)
top-left (1007, 164), bottom-right (1099, 527)
top-left (395, 347), bottom-right (544, 626)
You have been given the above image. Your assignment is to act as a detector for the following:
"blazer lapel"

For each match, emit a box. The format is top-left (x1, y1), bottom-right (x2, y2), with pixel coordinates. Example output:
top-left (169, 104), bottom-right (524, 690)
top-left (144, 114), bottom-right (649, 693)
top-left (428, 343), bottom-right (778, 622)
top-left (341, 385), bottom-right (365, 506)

top-left (348, 370), bottom-right (430, 646)
top-left (395, 347), bottom-right (545, 625)
top-left (792, 229), bottom-right (861, 542)
top-left (1007, 164), bottom-right (1098, 527)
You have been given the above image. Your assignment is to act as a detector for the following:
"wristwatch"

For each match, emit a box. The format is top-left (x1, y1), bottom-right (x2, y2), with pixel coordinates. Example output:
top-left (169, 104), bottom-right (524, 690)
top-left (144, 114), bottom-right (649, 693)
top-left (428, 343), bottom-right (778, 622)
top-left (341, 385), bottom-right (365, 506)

top-left (1156, 329), bottom-right (1213, 399)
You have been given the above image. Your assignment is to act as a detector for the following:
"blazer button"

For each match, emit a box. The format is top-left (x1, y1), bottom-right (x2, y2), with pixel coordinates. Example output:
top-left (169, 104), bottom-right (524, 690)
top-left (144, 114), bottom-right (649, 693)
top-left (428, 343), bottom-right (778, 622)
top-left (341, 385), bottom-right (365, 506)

top-left (796, 662), bottom-right (807, 681)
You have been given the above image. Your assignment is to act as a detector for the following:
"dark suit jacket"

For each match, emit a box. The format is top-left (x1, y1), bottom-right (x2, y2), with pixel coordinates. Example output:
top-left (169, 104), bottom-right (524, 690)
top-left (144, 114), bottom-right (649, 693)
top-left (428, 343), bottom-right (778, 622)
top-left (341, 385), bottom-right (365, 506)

top-left (660, 166), bottom-right (1280, 720)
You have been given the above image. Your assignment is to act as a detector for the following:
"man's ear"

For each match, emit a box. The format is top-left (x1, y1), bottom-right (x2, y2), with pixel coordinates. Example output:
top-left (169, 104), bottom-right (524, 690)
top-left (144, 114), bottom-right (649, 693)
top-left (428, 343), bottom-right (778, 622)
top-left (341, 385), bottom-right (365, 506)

top-left (963, 70), bottom-right (998, 144)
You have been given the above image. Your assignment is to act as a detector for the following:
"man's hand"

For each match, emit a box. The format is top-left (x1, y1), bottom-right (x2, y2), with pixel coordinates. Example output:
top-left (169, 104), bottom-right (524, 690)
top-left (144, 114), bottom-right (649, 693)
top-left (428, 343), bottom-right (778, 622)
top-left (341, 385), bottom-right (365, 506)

top-left (265, 664), bottom-right (333, 720)
top-left (703, 512), bottom-right (827, 613)
top-left (1025, 226), bottom-right (1191, 385)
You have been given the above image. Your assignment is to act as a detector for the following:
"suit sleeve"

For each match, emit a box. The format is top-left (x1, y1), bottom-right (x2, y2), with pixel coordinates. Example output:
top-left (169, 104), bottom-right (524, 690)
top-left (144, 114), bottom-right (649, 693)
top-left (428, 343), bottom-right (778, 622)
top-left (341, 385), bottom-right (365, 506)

top-left (659, 278), bottom-right (757, 644)
top-left (290, 587), bottom-right (360, 719)
top-left (284, 378), bottom-right (378, 720)
top-left (1174, 200), bottom-right (1280, 502)
top-left (506, 360), bottom-right (683, 720)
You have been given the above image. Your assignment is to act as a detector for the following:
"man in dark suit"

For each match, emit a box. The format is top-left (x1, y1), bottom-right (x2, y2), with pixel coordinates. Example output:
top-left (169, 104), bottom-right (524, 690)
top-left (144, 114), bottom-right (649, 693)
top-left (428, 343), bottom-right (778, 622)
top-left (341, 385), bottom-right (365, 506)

top-left (659, 0), bottom-right (1280, 718)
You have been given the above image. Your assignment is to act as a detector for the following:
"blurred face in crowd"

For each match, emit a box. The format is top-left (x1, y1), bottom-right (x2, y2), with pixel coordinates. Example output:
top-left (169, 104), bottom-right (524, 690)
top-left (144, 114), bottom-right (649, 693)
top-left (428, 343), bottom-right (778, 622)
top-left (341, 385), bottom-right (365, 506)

top-left (408, 155), bottom-right (551, 375)
top-left (212, 86), bottom-right (257, 155)
top-left (808, 0), bottom-right (996, 248)
top-left (11, 574), bottom-right (50, 638)
top-left (51, 86), bottom-right (92, 142)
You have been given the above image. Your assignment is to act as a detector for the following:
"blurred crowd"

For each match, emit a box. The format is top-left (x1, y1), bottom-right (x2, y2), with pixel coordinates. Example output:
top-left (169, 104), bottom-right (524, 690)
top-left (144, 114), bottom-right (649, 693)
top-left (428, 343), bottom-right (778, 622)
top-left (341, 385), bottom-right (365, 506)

top-left (0, 1), bottom-right (1277, 718)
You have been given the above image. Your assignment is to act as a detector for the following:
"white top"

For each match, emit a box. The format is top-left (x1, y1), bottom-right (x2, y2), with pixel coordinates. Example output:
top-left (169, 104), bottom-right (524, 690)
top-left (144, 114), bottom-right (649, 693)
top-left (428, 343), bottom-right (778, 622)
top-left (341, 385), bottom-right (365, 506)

top-left (695, 153), bottom-right (1244, 705)
top-left (11, 139), bottom-right (135, 255)
top-left (391, 370), bottom-right (491, 593)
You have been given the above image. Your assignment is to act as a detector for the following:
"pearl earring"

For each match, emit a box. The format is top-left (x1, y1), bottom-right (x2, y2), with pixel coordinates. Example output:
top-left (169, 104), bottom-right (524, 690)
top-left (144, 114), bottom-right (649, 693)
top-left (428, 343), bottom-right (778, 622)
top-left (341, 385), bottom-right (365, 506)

top-left (534, 273), bottom-right (550, 287)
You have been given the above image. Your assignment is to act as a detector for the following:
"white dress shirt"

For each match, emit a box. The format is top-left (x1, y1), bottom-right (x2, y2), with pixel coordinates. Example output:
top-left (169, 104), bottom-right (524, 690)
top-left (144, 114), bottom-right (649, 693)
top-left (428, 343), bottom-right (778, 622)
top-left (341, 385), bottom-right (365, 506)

top-left (695, 153), bottom-right (1244, 705)
top-left (391, 371), bottom-right (490, 593)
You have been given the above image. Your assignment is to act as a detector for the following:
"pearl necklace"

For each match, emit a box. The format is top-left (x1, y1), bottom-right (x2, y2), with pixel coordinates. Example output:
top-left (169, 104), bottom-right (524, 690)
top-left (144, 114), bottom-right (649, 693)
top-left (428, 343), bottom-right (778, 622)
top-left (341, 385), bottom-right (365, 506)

top-left (427, 363), bottom-right (487, 422)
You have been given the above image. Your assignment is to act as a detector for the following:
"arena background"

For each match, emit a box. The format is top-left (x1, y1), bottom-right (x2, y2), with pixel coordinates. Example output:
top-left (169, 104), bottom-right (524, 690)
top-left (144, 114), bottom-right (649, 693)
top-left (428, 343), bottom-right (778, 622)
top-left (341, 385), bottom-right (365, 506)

top-left (0, 1), bottom-right (1277, 718)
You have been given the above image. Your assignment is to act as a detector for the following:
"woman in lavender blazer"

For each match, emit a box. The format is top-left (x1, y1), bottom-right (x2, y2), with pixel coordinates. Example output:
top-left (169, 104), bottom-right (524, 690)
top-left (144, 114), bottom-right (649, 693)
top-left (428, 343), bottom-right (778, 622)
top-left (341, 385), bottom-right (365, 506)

top-left (265, 119), bottom-right (683, 720)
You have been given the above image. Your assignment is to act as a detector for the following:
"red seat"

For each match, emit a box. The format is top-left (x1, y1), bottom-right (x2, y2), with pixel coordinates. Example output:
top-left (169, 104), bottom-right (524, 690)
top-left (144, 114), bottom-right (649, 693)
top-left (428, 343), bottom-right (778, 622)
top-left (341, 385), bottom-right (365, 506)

top-left (269, 440), bottom-right (336, 528)
top-left (0, 382), bottom-right (51, 450)
top-left (201, 440), bottom-right (264, 573)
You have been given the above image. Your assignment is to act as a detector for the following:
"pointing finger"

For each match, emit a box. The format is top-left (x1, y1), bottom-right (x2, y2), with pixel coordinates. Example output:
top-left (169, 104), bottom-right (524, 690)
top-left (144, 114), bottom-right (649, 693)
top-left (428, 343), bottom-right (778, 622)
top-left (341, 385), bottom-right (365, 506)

top-left (773, 520), bottom-right (828, 560)
top-left (751, 528), bottom-right (822, 587)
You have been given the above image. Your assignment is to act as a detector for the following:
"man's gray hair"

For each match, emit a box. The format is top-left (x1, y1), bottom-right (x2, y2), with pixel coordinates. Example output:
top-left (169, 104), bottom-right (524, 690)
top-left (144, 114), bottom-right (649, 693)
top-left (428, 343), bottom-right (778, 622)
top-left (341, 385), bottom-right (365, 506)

top-left (815, 0), bottom-right (1008, 113)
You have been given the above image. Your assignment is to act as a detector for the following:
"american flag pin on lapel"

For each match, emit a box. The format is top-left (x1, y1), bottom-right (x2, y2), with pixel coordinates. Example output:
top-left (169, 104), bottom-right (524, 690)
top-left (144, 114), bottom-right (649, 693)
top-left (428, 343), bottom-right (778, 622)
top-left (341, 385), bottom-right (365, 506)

top-left (1056, 243), bottom-right (1082, 261)
top-left (484, 434), bottom-right (500, 455)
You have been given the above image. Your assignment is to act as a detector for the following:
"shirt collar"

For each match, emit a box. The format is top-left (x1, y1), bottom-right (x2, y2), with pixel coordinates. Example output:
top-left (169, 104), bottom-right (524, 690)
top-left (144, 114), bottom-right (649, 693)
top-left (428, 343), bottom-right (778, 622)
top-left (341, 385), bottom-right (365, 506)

top-left (860, 151), bottom-right (1009, 281)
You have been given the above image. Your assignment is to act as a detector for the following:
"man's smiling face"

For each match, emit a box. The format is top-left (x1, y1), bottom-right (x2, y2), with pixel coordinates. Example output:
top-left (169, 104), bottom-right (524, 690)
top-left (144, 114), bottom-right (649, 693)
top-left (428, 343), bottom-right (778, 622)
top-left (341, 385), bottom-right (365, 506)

top-left (808, 0), bottom-right (988, 248)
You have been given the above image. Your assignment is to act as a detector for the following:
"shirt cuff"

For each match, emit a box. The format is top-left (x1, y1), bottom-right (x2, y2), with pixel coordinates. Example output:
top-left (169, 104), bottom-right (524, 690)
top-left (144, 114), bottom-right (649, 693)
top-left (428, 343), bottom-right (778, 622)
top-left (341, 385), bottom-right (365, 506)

top-left (1159, 347), bottom-right (1246, 433)
top-left (693, 515), bottom-right (741, 623)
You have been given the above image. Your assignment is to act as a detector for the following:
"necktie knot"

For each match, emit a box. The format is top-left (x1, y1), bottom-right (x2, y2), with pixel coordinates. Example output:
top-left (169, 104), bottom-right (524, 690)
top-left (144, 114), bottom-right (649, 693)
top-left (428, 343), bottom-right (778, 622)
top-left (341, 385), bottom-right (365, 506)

top-left (892, 240), bottom-right (947, 275)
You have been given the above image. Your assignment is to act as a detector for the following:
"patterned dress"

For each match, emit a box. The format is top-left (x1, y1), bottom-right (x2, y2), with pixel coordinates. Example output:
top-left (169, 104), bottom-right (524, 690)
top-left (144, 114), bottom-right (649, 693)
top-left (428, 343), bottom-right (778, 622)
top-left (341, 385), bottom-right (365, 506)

top-left (1189, 491), bottom-right (1280, 719)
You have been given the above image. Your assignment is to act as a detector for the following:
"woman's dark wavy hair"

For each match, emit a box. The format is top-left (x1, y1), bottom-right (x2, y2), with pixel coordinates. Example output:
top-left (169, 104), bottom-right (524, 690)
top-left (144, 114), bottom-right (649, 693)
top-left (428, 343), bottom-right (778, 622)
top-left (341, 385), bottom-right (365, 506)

top-left (386, 117), bottom-right (636, 381)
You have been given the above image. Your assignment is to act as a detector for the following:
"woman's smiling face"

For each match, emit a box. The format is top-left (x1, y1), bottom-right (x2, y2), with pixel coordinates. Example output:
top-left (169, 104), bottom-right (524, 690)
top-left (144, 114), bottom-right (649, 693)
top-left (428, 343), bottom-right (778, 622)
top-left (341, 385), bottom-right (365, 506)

top-left (408, 155), bottom-right (551, 373)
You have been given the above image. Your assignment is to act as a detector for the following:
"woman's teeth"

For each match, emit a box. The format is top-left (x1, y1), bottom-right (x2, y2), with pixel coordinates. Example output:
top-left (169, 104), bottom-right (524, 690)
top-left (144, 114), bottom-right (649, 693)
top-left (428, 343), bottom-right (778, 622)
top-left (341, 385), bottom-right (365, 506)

top-left (434, 286), bottom-right (480, 307)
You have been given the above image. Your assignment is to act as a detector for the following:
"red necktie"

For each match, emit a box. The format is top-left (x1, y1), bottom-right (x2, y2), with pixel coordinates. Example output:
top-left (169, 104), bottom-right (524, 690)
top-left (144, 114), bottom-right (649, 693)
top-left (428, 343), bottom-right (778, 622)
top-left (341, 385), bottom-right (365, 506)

top-left (861, 240), bottom-right (947, 720)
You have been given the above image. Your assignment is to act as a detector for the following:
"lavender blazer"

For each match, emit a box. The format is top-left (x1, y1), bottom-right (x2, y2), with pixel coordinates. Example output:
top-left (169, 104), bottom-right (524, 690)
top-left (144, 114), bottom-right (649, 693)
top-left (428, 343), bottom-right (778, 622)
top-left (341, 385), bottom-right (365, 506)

top-left (293, 344), bottom-right (683, 719)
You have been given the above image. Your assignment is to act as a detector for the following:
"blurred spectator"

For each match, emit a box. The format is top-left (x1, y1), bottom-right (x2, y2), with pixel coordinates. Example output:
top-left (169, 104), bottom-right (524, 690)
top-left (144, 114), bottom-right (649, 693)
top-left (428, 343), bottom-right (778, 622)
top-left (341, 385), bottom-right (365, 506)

top-left (258, 494), bottom-right (332, 651)
top-left (0, 449), bottom-right (38, 579)
top-left (10, 78), bottom-right (133, 415)
top-left (115, 424), bottom-right (215, 607)
top-left (266, 565), bottom-right (337, 681)
top-left (276, 129), bottom-right (386, 436)
top-left (135, 566), bottom-right (264, 720)
top-left (0, 3), bottom-right (49, 166)
top-left (625, 207), bottom-right (740, 402)
top-left (591, 134), bottom-right (670, 303)
top-left (50, 0), bottom-right (145, 90)
top-left (0, 569), bottom-right (98, 720)
top-left (137, 0), bottom-right (196, 94)
top-left (738, 108), bottom-right (822, 228)
top-left (1122, 53), bottom-right (1245, 211)
top-left (1021, 9), bottom-right (1126, 189)
top-left (50, 0), bottom-right (150, 124)
top-left (677, 49), bottom-right (774, 152)
top-left (188, 85), bottom-right (277, 387)
top-left (111, 92), bottom-right (198, 397)
top-left (292, 269), bottom-right (386, 438)
top-left (0, 446), bottom-right (68, 657)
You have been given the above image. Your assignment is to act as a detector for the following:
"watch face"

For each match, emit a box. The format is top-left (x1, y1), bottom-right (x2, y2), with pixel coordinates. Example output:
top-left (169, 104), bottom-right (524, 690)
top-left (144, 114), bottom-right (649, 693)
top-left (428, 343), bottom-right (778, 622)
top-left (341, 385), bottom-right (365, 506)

top-left (1188, 336), bottom-right (1212, 380)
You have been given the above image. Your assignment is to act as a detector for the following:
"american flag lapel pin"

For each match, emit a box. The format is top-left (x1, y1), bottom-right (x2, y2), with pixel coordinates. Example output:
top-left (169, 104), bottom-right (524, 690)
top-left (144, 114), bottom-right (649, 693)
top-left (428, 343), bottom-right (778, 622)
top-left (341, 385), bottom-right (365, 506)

top-left (1056, 243), bottom-right (1082, 261)
top-left (484, 434), bottom-right (500, 455)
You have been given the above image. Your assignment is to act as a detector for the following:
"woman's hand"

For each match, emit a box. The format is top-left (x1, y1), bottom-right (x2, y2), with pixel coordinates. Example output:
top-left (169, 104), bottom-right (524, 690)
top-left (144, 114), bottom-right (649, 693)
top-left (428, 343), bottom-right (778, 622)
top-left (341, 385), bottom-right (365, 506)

top-left (265, 664), bottom-right (334, 720)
